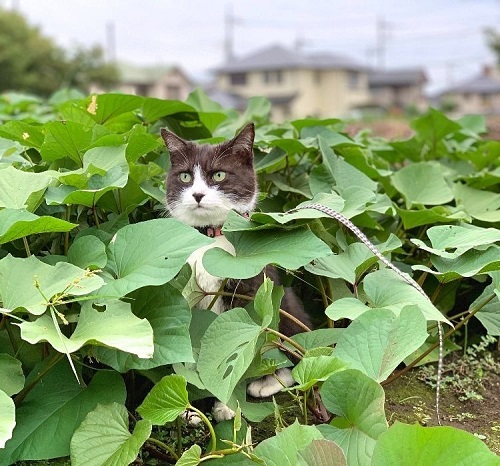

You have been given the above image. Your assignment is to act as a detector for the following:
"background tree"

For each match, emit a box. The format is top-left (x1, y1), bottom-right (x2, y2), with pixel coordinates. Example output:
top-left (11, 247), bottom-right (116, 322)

top-left (0, 7), bottom-right (118, 96)
top-left (484, 27), bottom-right (500, 66)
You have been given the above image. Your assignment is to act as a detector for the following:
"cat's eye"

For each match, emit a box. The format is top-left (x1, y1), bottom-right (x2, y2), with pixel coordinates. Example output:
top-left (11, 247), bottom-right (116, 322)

top-left (212, 171), bottom-right (226, 182)
top-left (179, 172), bottom-right (192, 183)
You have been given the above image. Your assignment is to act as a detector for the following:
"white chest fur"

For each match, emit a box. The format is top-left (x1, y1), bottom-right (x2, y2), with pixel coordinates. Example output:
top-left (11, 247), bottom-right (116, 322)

top-left (188, 235), bottom-right (235, 314)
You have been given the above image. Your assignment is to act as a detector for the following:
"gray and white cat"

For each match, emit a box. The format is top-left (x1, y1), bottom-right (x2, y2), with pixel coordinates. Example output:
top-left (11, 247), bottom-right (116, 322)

top-left (161, 123), bottom-right (311, 421)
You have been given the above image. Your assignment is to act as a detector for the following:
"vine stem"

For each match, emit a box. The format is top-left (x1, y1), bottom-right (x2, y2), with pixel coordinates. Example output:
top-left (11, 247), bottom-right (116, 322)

top-left (265, 327), bottom-right (306, 355)
top-left (189, 406), bottom-right (217, 452)
top-left (14, 352), bottom-right (64, 405)
top-left (23, 236), bottom-right (31, 257)
top-left (147, 437), bottom-right (179, 461)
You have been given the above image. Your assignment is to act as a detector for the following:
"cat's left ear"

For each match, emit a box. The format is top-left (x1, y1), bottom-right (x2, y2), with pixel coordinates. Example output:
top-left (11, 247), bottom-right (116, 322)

top-left (230, 123), bottom-right (255, 159)
top-left (160, 128), bottom-right (188, 154)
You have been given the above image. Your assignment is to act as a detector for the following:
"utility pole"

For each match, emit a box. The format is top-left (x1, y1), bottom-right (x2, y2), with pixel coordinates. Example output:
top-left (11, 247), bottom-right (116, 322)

top-left (224, 5), bottom-right (236, 63)
top-left (375, 16), bottom-right (391, 69)
top-left (106, 21), bottom-right (116, 63)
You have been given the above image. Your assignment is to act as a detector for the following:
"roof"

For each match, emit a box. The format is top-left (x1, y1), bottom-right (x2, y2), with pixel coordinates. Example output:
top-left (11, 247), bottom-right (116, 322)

top-left (441, 74), bottom-right (500, 96)
top-left (216, 44), bottom-right (366, 73)
top-left (117, 62), bottom-right (191, 84)
top-left (369, 68), bottom-right (427, 87)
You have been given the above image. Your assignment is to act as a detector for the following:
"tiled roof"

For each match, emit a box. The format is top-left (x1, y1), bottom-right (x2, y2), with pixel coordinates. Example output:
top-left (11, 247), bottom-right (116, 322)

top-left (369, 68), bottom-right (427, 87)
top-left (442, 74), bottom-right (500, 95)
top-left (217, 44), bottom-right (366, 73)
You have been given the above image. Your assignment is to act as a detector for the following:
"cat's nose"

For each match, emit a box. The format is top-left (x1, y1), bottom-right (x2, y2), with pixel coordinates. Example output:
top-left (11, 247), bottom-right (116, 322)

top-left (193, 193), bottom-right (205, 203)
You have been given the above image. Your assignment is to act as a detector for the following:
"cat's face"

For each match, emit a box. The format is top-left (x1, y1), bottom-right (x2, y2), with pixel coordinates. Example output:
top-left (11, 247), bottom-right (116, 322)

top-left (161, 123), bottom-right (257, 227)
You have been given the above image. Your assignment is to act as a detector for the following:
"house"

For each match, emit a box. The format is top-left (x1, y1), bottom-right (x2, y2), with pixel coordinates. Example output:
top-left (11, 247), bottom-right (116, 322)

top-left (214, 44), bottom-right (371, 121)
top-left (368, 68), bottom-right (428, 111)
top-left (115, 63), bottom-right (193, 100)
top-left (438, 66), bottom-right (500, 115)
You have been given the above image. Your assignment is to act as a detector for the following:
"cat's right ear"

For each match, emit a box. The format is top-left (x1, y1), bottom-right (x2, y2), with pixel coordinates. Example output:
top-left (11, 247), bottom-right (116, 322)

top-left (160, 128), bottom-right (187, 155)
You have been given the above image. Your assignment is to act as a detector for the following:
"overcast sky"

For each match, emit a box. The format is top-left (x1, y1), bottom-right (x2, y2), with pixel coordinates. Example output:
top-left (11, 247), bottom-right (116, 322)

top-left (7, 0), bottom-right (500, 94)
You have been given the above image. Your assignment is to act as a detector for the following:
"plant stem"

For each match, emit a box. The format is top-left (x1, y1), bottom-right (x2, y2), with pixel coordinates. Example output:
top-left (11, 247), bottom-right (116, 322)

top-left (265, 327), bottom-right (306, 355)
top-left (190, 406), bottom-right (217, 452)
top-left (147, 436), bottom-right (179, 461)
top-left (14, 352), bottom-right (64, 405)
top-left (23, 236), bottom-right (31, 257)
top-left (206, 278), bottom-right (229, 311)
top-left (64, 204), bottom-right (71, 255)
top-left (279, 309), bottom-right (311, 332)
top-left (382, 293), bottom-right (496, 386)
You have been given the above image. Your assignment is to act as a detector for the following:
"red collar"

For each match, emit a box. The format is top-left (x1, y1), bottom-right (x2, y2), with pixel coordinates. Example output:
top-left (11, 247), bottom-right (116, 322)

top-left (197, 212), bottom-right (249, 238)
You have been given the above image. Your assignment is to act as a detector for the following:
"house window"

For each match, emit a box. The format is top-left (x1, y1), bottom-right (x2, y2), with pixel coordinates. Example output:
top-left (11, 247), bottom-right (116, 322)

top-left (166, 85), bottom-right (180, 100)
top-left (347, 71), bottom-right (360, 90)
top-left (230, 73), bottom-right (247, 86)
top-left (262, 70), bottom-right (283, 84)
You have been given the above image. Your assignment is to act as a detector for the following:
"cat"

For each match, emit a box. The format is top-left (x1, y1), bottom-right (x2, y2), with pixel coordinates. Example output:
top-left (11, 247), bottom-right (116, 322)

top-left (161, 123), bottom-right (311, 421)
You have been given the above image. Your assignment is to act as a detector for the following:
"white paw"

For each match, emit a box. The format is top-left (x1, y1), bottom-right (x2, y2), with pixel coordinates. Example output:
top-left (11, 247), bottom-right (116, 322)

top-left (212, 401), bottom-right (235, 422)
top-left (182, 409), bottom-right (202, 426)
top-left (247, 368), bottom-right (295, 398)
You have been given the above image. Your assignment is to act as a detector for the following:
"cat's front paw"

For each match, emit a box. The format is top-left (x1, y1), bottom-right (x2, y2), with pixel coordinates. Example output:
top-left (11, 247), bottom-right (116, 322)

top-left (182, 409), bottom-right (202, 426)
top-left (212, 401), bottom-right (235, 422)
top-left (247, 368), bottom-right (295, 398)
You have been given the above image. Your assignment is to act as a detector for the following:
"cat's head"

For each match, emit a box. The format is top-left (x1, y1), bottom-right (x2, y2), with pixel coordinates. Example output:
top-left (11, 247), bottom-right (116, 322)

top-left (161, 123), bottom-right (257, 227)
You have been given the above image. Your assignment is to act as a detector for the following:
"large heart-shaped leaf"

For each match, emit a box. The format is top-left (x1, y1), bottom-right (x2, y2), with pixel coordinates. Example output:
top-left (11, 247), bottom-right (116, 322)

top-left (93, 284), bottom-right (194, 371)
top-left (318, 369), bottom-right (388, 466)
top-left (391, 162), bottom-right (454, 207)
top-left (0, 209), bottom-right (77, 245)
top-left (0, 390), bottom-right (15, 449)
top-left (18, 300), bottom-right (154, 358)
top-left (0, 354), bottom-right (24, 396)
top-left (70, 403), bottom-right (151, 466)
top-left (1, 362), bottom-right (126, 465)
top-left (254, 421), bottom-right (324, 466)
top-left (372, 422), bottom-right (500, 466)
top-left (0, 166), bottom-right (52, 210)
top-left (334, 306), bottom-right (428, 382)
top-left (100, 218), bottom-right (212, 298)
top-left (137, 374), bottom-right (190, 425)
top-left (203, 228), bottom-right (332, 279)
top-left (198, 307), bottom-right (264, 403)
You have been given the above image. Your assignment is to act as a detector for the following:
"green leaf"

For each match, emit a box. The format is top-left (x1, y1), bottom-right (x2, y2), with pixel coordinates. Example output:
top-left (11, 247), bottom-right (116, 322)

top-left (396, 205), bottom-right (470, 229)
top-left (297, 439), bottom-right (347, 466)
top-left (292, 356), bottom-right (348, 390)
top-left (334, 306), bottom-right (428, 382)
top-left (318, 369), bottom-right (388, 466)
top-left (18, 300), bottom-right (154, 358)
top-left (326, 269), bottom-right (448, 323)
top-left (0, 390), bottom-right (15, 449)
top-left (0, 120), bottom-right (44, 148)
top-left (100, 218), bottom-right (212, 298)
top-left (0, 255), bottom-right (104, 315)
top-left (93, 284), bottom-right (194, 371)
top-left (0, 166), bottom-right (52, 210)
top-left (70, 403), bottom-right (151, 466)
top-left (414, 245), bottom-right (500, 283)
top-left (141, 97), bottom-right (195, 123)
top-left (372, 422), bottom-right (500, 466)
top-left (137, 374), bottom-right (190, 425)
top-left (391, 162), bottom-right (454, 208)
top-left (2, 362), bottom-right (126, 464)
top-left (291, 328), bottom-right (343, 350)
top-left (254, 421), bottom-right (323, 466)
top-left (319, 137), bottom-right (378, 192)
top-left (40, 120), bottom-right (92, 165)
top-left (474, 282), bottom-right (500, 335)
top-left (198, 307), bottom-right (263, 403)
top-left (306, 234), bottom-right (401, 284)
top-left (411, 108), bottom-right (461, 146)
top-left (88, 93), bottom-right (144, 125)
top-left (203, 228), bottom-right (332, 279)
top-left (411, 224), bottom-right (500, 259)
top-left (67, 235), bottom-right (107, 270)
top-left (0, 354), bottom-right (24, 395)
top-left (453, 182), bottom-right (500, 222)
top-left (176, 444), bottom-right (202, 466)
top-left (0, 209), bottom-right (77, 245)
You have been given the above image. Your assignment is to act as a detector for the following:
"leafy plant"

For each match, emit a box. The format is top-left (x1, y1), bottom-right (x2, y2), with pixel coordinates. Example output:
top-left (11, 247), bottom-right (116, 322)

top-left (0, 90), bottom-right (499, 465)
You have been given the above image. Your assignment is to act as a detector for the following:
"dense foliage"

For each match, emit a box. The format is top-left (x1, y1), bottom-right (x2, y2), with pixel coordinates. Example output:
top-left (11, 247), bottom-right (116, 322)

top-left (0, 8), bottom-right (118, 95)
top-left (0, 90), bottom-right (499, 465)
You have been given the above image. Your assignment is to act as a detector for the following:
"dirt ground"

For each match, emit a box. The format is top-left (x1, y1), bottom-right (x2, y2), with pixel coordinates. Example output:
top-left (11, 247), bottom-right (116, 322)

top-left (384, 368), bottom-right (500, 454)
top-left (346, 115), bottom-right (500, 140)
